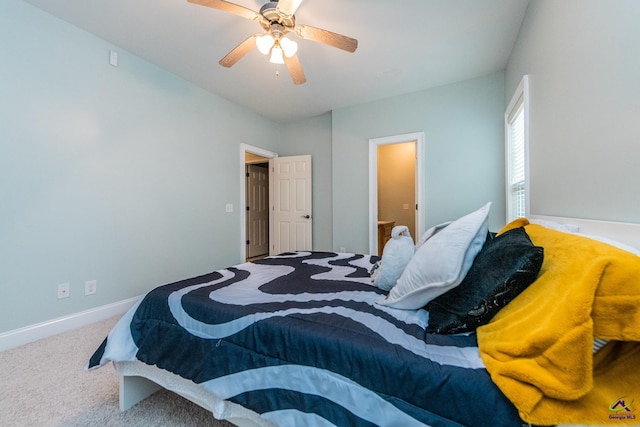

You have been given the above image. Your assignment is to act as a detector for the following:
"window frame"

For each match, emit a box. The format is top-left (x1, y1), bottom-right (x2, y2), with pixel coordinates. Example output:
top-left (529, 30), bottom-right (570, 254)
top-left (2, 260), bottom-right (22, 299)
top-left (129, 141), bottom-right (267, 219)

top-left (505, 75), bottom-right (530, 222)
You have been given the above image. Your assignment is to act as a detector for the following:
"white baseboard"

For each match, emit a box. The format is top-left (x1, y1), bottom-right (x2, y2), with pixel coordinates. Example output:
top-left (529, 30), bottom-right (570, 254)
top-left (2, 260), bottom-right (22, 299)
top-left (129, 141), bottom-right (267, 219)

top-left (0, 296), bottom-right (141, 352)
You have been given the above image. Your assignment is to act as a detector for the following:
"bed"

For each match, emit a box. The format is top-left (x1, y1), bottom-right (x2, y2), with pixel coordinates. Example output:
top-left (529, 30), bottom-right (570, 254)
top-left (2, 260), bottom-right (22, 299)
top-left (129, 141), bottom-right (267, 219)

top-left (87, 209), bottom-right (640, 427)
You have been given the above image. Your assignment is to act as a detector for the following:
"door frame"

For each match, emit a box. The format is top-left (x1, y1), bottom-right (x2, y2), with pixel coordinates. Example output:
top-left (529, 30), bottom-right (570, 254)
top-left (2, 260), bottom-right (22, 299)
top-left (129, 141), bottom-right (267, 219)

top-left (240, 143), bottom-right (277, 262)
top-left (368, 132), bottom-right (425, 255)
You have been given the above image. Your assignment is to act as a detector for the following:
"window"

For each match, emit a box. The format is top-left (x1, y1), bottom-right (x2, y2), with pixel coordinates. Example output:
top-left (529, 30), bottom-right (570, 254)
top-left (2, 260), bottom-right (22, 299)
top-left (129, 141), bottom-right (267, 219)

top-left (505, 75), bottom-right (529, 222)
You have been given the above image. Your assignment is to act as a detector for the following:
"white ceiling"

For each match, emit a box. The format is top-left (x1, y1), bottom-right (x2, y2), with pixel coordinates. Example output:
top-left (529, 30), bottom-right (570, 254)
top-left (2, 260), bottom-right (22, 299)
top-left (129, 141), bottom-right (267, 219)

top-left (23, 0), bottom-right (529, 123)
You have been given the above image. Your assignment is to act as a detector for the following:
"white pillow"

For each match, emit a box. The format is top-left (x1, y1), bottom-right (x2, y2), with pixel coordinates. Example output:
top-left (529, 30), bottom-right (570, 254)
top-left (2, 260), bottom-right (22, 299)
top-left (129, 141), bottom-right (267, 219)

top-left (371, 226), bottom-right (415, 291)
top-left (378, 202), bottom-right (491, 310)
top-left (415, 221), bottom-right (451, 249)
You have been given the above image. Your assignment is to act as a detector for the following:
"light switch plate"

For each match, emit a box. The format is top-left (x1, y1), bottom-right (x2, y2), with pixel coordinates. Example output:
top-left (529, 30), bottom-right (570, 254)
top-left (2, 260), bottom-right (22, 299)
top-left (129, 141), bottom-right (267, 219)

top-left (109, 50), bottom-right (118, 66)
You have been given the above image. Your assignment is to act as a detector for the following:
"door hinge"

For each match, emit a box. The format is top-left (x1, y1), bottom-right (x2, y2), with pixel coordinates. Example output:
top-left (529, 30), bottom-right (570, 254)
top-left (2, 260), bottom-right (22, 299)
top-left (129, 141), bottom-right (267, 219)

top-left (246, 172), bottom-right (250, 177)
top-left (246, 240), bottom-right (250, 245)
top-left (246, 206), bottom-right (250, 211)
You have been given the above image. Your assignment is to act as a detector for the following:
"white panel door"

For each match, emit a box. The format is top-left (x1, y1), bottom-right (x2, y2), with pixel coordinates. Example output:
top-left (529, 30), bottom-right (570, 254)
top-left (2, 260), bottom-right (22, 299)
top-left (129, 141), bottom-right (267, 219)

top-left (246, 164), bottom-right (269, 259)
top-left (270, 155), bottom-right (312, 255)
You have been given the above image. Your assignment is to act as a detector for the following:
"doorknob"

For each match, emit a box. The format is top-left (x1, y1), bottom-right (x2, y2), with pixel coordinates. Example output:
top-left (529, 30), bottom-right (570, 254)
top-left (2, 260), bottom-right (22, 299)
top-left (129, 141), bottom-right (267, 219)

top-left (301, 215), bottom-right (311, 219)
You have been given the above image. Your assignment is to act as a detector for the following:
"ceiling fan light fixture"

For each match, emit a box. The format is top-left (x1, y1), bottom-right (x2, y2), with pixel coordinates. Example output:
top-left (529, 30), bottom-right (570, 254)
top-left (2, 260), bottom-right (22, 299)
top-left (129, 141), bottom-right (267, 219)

top-left (256, 34), bottom-right (275, 55)
top-left (280, 37), bottom-right (298, 58)
top-left (269, 45), bottom-right (285, 64)
top-left (189, 0), bottom-right (357, 84)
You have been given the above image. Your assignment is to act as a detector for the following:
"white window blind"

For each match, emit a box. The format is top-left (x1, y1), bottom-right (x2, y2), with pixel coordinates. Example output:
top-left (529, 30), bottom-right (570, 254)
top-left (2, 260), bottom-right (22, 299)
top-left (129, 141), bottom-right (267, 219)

top-left (505, 76), bottom-right (529, 222)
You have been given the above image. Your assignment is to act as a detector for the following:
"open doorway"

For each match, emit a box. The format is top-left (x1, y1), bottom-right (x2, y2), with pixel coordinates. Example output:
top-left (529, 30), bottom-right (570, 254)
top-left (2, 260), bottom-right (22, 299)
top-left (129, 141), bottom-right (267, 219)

top-left (369, 132), bottom-right (425, 255)
top-left (240, 144), bottom-right (277, 262)
top-left (240, 145), bottom-right (314, 262)
top-left (377, 142), bottom-right (416, 254)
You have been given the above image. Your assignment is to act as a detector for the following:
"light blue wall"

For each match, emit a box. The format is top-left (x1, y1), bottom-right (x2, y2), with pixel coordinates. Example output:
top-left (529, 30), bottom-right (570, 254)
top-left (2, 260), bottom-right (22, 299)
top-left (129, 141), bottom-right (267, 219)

top-left (280, 113), bottom-right (333, 251)
top-left (0, 1), bottom-right (516, 334)
top-left (506, 0), bottom-right (640, 222)
top-left (332, 73), bottom-right (506, 254)
top-left (0, 0), bottom-right (280, 333)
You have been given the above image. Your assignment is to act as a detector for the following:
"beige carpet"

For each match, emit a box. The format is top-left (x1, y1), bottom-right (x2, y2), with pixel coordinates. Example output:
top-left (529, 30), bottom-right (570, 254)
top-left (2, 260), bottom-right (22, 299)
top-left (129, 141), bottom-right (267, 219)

top-left (0, 316), bottom-right (234, 427)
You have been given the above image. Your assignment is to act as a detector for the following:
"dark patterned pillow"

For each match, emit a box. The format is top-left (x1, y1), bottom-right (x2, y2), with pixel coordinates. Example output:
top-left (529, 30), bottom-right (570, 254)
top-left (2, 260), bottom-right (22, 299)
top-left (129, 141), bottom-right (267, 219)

top-left (425, 227), bottom-right (543, 334)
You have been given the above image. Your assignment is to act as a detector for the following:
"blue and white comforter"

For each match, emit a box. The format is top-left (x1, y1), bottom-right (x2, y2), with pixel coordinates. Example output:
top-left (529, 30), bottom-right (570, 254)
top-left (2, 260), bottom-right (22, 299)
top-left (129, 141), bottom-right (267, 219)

top-left (88, 251), bottom-right (523, 426)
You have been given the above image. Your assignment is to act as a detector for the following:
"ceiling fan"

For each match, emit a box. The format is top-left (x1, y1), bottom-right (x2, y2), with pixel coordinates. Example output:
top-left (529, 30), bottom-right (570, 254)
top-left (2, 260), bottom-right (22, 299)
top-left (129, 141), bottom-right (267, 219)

top-left (187, 0), bottom-right (358, 85)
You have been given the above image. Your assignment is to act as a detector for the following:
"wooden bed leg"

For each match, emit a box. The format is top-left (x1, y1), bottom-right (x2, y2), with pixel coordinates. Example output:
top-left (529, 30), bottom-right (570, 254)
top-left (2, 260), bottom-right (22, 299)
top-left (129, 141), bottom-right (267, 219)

top-left (119, 375), bottom-right (162, 411)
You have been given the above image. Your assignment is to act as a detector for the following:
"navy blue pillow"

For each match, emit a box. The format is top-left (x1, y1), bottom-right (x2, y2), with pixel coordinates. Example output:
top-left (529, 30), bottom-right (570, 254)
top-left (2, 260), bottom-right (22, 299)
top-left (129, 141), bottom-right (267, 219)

top-left (425, 227), bottom-right (543, 334)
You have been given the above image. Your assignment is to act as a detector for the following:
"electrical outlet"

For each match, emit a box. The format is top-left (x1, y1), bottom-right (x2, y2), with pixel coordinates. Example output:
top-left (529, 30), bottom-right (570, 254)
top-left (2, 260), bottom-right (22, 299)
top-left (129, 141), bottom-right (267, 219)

top-left (85, 280), bottom-right (97, 296)
top-left (339, 247), bottom-right (346, 253)
top-left (57, 283), bottom-right (70, 299)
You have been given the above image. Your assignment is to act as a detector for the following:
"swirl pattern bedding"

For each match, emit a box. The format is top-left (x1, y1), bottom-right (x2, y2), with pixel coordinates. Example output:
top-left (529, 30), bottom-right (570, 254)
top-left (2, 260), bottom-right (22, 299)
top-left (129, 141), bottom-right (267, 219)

top-left (88, 251), bottom-right (522, 426)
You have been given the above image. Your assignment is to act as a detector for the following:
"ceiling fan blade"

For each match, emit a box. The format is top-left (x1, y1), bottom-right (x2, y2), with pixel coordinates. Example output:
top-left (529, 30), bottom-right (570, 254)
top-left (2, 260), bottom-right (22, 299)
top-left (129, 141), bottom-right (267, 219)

top-left (187, 0), bottom-right (261, 21)
top-left (276, 0), bottom-right (304, 18)
top-left (284, 54), bottom-right (307, 85)
top-left (295, 25), bottom-right (357, 53)
top-left (219, 35), bottom-right (257, 67)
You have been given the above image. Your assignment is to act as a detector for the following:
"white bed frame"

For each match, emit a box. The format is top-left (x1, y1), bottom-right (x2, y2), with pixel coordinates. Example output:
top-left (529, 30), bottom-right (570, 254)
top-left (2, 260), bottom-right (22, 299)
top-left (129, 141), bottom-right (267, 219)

top-left (530, 214), bottom-right (640, 251)
top-left (116, 215), bottom-right (640, 427)
top-left (115, 360), bottom-right (272, 427)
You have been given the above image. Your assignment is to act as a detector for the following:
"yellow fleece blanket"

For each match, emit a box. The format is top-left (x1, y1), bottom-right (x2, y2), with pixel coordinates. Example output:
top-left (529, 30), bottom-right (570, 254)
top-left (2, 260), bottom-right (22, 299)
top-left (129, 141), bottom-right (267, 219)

top-left (477, 219), bottom-right (640, 426)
